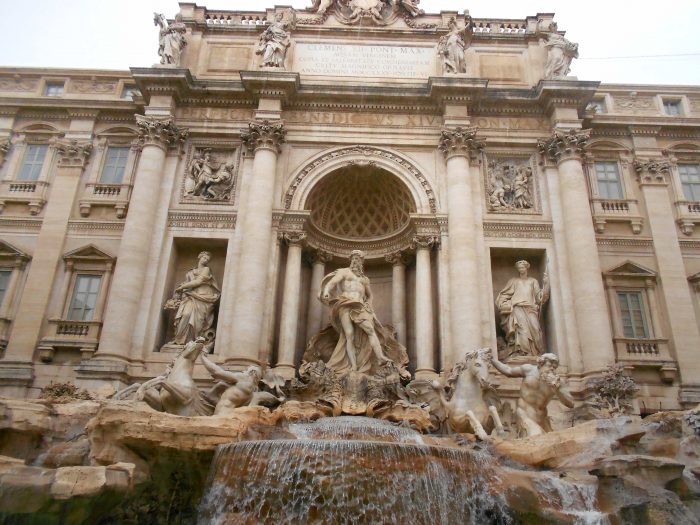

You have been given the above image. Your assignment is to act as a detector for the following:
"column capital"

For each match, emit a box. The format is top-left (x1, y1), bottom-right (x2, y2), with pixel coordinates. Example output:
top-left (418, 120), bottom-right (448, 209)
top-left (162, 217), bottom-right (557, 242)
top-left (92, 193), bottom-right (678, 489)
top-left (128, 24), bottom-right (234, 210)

top-left (411, 235), bottom-right (439, 250)
top-left (438, 127), bottom-right (484, 159)
top-left (306, 248), bottom-right (332, 265)
top-left (242, 120), bottom-right (286, 154)
top-left (385, 250), bottom-right (411, 266)
top-left (51, 139), bottom-right (93, 169)
top-left (633, 159), bottom-right (672, 187)
top-left (278, 231), bottom-right (307, 247)
top-left (135, 115), bottom-right (188, 150)
top-left (0, 139), bottom-right (10, 156)
top-left (538, 128), bottom-right (591, 164)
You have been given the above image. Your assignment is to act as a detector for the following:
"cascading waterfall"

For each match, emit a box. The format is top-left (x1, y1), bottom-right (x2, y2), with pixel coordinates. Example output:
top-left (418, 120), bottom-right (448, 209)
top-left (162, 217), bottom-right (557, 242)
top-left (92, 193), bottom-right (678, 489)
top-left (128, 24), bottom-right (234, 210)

top-left (198, 417), bottom-right (512, 524)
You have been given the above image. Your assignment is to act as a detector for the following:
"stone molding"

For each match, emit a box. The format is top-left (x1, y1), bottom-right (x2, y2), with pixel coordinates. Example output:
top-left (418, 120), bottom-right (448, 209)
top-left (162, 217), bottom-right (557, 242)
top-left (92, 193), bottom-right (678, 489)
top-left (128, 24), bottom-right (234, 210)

top-left (167, 211), bottom-right (237, 230)
top-left (52, 139), bottom-right (93, 169)
top-left (438, 127), bottom-right (484, 159)
top-left (483, 221), bottom-right (552, 239)
top-left (135, 115), bottom-right (188, 151)
top-left (537, 129), bottom-right (591, 164)
top-left (241, 120), bottom-right (286, 154)
top-left (284, 145), bottom-right (437, 214)
top-left (67, 220), bottom-right (125, 236)
top-left (633, 159), bottom-right (672, 186)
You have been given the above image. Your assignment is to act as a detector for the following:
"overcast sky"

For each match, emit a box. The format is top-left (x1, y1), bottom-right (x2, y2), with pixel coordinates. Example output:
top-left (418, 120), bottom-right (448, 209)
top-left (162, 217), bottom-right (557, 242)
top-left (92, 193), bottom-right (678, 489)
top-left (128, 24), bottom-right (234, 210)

top-left (1, 0), bottom-right (699, 86)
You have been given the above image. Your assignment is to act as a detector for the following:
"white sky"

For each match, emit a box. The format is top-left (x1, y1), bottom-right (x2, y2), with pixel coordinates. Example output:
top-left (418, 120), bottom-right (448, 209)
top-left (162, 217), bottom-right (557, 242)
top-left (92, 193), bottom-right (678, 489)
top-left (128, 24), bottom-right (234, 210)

top-left (1, 0), bottom-right (699, 86)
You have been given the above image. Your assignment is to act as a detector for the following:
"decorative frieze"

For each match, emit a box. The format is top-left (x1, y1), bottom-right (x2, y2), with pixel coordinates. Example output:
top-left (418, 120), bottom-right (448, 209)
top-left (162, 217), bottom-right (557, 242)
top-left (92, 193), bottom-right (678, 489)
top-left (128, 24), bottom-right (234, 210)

top-left (182, 146), bottom-right (239, 203)
top-left (241, 120), bottom-right (286, 154)
top-left (167, 211), bottom-right (237, 230)
top-left (438, 127), bottom-right (484, 159)
top-left (633, 159), bottom-right (672, 186)
top-left (537, 129), bottom-right (591, 163)
top-left (483, 222), bottom-right (552, 239)
top-left (135, 115), bottom-right (188, 150)
top-left (485, 157), bottom-right (538, 214)
top-left (52, 139), bottom-right (93, 169)
top-left (67, 80), bottom-right (117, 95)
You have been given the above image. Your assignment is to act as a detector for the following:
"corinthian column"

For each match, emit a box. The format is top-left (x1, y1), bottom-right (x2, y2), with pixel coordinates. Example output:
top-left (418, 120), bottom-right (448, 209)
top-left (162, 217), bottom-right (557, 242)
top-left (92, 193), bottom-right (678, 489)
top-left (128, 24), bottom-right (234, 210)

top-left (539, 129), bottom-right (614, 372)
top-left (306, 249), bottom-right (332, 343)
top-left (385, 250), bottom-right (409, 346)
top-left (226, 121), bottom-right (286, 366)
top-left (97, 116), bottom-right (188, 363)
top-left (412, 235), bottom-right (437, 378)
top-left (634, 160), bottom-right (700, 401)
top-left (4, 140), bottom-right (92, 371)
top-left (275, 232), bottom-right (307, 378)
top-left (438, 128), bottom-right (483, 362)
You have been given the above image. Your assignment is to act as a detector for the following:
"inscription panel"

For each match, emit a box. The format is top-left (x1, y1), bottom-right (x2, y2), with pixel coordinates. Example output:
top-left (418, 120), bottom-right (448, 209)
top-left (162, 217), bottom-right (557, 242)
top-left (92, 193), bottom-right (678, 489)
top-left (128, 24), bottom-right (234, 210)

top-left (294, 43), bottom-right (435, 79)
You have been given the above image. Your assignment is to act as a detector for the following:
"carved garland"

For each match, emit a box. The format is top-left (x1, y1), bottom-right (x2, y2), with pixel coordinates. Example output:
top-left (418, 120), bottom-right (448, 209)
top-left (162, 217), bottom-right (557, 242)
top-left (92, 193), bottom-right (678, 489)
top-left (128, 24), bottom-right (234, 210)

top-left (284, 145), bottom-right (437, 213)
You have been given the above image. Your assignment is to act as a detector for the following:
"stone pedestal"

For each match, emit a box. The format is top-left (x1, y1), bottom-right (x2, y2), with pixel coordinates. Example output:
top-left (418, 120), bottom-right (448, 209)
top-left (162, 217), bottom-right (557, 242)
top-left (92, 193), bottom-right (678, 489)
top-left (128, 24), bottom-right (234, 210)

top-left (225, 121), bottom-right (286, 366)
top-left (539, 129), bottom-right (615, 374)
top-left (439, 128), bottom-right (484, 364)
top-left (97, 116), bottom-right (187, 364)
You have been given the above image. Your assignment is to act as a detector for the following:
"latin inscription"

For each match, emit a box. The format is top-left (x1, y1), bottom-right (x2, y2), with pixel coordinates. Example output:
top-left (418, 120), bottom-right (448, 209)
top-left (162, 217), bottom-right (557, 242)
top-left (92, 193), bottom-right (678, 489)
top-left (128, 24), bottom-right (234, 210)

top-left (294, 43), bottom-right (435, 79)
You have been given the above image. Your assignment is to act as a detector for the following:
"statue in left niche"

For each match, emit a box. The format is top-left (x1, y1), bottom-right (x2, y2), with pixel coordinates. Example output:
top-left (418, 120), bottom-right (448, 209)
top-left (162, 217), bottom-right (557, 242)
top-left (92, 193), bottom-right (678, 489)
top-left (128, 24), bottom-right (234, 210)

top-left (257, 9), bottom-right (296, 69)
top-left (164, 251), bottom-right (221, 346)
top-left (153, 13), bottom-right (187, 67)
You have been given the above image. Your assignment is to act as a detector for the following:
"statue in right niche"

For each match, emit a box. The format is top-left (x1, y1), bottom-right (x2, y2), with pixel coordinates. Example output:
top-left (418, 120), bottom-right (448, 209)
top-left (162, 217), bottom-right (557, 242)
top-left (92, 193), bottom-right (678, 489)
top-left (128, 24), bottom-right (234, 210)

top-left (496, 260), bottom-right (549, 357)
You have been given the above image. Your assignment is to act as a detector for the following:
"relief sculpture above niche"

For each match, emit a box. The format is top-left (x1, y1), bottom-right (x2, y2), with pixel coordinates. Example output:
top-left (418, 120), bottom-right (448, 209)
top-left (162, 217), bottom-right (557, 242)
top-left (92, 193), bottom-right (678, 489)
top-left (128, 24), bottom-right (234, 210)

top-left (485, 156), bottom-right (539, 214)
top-left (182, 145), bottom-right (239, 203)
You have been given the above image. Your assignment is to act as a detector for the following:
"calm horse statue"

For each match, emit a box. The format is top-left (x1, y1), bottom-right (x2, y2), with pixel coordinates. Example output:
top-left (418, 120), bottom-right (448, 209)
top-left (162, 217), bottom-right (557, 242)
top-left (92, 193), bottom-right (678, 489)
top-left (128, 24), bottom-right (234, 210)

top-left (114, 337), bottom-right (214, 416)
top-left (432, 347), bottom-right (504, 440)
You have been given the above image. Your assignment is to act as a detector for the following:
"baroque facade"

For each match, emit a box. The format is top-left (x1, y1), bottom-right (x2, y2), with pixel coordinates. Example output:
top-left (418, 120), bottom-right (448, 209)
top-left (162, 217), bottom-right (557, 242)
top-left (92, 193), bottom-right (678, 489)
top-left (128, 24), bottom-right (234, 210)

top-left (0, 2), bottom-right (699, 417)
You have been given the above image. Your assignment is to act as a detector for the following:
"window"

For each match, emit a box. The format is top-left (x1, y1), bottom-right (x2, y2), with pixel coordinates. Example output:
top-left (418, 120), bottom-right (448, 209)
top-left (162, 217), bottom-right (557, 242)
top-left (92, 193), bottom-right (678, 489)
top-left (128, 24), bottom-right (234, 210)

top-left (588, 100), bottom-right (606, 114)
top-left (99, 147), bottom-right (130, 184)
top-left (17, 144), bottom-right (48, 181)
top-left (663, 100), bottom-right (682, 116)
top-left (679, 164), bottom-right (700, 201)
top-left (67, 274), bottom-right (102, 321)
top-left (121, 86), bottom-right (139, 100)
top-left (595, 162), bottom-right (623, 199)
top-left (43, 82), bottom-right (64, 97)
top-left (0, 270), bottom-right (11, 309)
top-left (617, 291), bottom-right (649, 339)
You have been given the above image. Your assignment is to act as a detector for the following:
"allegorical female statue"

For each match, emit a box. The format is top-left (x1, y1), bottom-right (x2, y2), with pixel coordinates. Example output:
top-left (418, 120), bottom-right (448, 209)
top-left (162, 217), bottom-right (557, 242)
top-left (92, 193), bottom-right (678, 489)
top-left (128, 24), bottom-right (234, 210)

top-left (496, 260), bottom-right (550, 357)
top-left (438, 16), bottom-right (468, 74)
top-left (256, 10), bottom-right (295, 68)
top-left (166, 251), bottom-right (221, 345)
top-left (153, 13), bottom-right (187, 66)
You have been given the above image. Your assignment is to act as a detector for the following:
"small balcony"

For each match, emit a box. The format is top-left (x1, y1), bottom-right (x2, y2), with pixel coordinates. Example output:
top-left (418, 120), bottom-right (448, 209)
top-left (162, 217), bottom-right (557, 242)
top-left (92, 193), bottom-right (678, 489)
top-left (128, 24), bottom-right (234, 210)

top-left (591, 198), bottom-right (644, 234)
top-left (0, 179), bottom-right (50, 215)
top-left (613, 337), bottom-right (677, 383)
top-left (674, 200), bottom-right (700, 235)
top-left (78, 182), bottom-right (132, 219)
top-left (37, 318), bottom-right (102, 362)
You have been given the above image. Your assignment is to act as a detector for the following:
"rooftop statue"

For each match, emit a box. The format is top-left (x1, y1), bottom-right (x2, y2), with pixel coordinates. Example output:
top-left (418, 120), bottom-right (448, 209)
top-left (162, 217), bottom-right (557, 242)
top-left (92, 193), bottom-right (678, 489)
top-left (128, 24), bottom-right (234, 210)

top-left (153, 13), bottom-right (187, 67)
top-left (438, 15), bottom-right (471, 74)
top-left (309, 0), bottom-right (423, 25)
top-left (538, 22), bottom-right (579, 79)
top-left (256, 9), bottom-right (295, 69)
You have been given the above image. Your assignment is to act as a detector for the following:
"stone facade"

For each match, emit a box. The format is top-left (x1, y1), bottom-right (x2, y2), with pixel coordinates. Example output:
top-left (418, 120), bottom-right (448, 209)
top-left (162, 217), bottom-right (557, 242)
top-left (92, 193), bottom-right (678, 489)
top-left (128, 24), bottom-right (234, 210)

top-left (0, 3), bottom-right (699, 415)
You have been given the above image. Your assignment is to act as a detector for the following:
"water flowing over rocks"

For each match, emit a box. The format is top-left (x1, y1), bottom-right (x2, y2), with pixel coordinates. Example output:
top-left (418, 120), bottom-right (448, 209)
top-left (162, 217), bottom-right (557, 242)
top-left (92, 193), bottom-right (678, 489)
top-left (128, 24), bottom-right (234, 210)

top-left (0, 398), bottom-right (697, 523)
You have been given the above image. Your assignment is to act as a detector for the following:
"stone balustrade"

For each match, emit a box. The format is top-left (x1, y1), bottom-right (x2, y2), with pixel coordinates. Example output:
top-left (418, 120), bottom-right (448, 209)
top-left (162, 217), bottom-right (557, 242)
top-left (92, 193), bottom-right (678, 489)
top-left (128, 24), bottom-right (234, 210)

top-left (591, 197), bottom-right (643, 234)
top-left (37, 319), bottom-right (102, 363)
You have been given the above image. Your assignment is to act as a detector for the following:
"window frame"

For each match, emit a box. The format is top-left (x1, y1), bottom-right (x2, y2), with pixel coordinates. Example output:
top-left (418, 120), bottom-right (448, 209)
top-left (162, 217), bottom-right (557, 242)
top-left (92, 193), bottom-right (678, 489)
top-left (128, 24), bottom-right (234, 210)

top-left (594, 161), bottom-right (625, 200)
top-left (66, 273), bottom-right (103, 322)
top-left (98, 145), bottom-right (131, 185)
top-left (43, 81), bottom-right (65, 97)
top-left (617, 290), bottom-right (650, 339)
top-left (677, 163), bottom-right (700, 202)
top-left (16, 143), bottom-right (49, 182)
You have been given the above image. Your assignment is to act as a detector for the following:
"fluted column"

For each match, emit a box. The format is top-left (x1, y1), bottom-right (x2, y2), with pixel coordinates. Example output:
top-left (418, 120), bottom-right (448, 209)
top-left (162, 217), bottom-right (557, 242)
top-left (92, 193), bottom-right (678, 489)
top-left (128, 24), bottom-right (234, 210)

top-left (438, 128), bottom-right (483, 361)
top-left (539, 129), bottom-right (614, 373)
top-left (413, 235), bottom-right (437, 378)
top-left (4, 140), bottom-right (92, 368)
top-left (385, 250), bottom-right (409, 346)
top-left (97, 116), bottom-right (187, 362)
top-left (226, 121), bottom-right (286, 366)
top-left (275, 232), bottom-right (307, 378)
top-left (306, 249), bottom-right (332, 343)
top-left (634, 159), bottom-right (700, 401)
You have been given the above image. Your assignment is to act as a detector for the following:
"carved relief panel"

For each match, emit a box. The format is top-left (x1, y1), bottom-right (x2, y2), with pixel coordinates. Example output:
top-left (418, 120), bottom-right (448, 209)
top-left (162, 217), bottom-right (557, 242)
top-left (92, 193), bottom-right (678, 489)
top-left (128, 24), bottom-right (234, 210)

top-left (484, 154), bottom-right (540, 214)
top-left (180, 142), bottom-right (241, 205)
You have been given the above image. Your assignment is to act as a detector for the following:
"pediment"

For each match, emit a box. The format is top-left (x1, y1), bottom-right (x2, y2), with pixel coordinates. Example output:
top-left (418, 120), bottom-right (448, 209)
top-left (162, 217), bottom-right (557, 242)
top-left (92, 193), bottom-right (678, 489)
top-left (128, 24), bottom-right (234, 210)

top-left (604, 260), bottom-right (656, 278)
top-left (63, 244), bottom-right (114, 263)
top-left (0, 240), bottom-right (30, 262)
